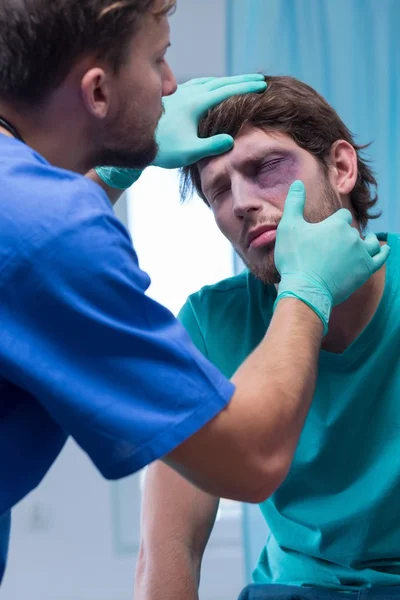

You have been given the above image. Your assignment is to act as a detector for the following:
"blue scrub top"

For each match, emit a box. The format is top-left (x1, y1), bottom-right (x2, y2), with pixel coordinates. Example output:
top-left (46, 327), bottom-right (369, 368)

top-left (0, 135), bottom-right (234, 582)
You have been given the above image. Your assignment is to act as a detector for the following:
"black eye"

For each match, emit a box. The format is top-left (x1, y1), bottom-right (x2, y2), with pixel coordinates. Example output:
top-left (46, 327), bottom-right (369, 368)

top-left (257, 159), bottom-right (283, 174)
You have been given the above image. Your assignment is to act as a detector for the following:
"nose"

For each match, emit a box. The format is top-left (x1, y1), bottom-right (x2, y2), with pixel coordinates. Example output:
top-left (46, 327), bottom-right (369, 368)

top-left (162, 61), bottom-right (178, 97)
top-left (232, 177), bottom-right (263, 218)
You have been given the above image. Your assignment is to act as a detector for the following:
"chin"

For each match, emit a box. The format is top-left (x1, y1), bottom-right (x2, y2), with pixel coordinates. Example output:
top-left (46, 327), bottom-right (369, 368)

top-left (97, 137), bottom-right (158, 170)
top-left (243, 260), bottom-right (280, 285)
top-left (239, 261), bottom-right (281, 285)
top-left (239, 248), bottom-right (278, 285)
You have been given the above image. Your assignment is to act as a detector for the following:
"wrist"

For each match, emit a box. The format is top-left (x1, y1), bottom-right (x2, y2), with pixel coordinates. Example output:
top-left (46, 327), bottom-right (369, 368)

top-left (95, 166), bottom-right (143, 189)
top-left (274, 273), bottom-right (332, 336)
top-left (273, 296), bottom-right (325, 337)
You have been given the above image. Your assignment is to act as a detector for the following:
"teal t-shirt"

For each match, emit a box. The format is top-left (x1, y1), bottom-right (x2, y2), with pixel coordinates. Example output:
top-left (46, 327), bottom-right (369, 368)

top-left (178, 232), bottom-right (400, 591)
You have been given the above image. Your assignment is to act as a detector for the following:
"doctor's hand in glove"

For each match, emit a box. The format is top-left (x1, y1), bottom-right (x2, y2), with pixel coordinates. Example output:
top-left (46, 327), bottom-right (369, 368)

top-left (95, 74), bottom-right (267, 189)
top-left (274, 180), bottom-right (390, 335)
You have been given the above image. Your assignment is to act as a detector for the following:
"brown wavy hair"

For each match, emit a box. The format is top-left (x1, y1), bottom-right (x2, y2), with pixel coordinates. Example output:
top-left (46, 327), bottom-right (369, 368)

top-left (181, 75), bottom-right (380, 230)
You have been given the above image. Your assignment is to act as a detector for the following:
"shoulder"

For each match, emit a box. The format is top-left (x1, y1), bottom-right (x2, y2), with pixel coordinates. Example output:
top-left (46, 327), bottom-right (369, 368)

top-left (188, 269), bottom-right (256, 305)
top-left (181, 270), bottom-right (255, 324)
top-left (178, 270), bottom-right (275, 375)
top-left (0, 144), bottom-right (135, 282)
top-left (0, 138), bottom-right (114, 240)
top-left (178, 272), bottom-right (255, 358)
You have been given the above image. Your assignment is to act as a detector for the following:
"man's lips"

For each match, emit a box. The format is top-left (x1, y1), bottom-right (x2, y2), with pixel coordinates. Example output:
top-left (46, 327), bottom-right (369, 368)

top-left (247, 225), bottom-right (277, 249)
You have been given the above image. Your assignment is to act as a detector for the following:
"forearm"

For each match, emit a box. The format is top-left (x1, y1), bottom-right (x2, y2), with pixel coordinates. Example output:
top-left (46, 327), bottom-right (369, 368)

top-left (167, 297), bottom-right (323, 502)
top-left (134, 463), bottom-right (218, 600)
top-left (134, 542), bottom-right (200, 600)
top-left (232, 297), bottom-right (323, 472)
top-left (85, 169), bottom-right (126, 205)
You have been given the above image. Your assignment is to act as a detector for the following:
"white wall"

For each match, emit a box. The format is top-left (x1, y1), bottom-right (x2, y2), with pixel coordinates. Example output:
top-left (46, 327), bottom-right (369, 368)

top-left (128, 167), bottom-right (234, 315)
top-left (168, 0), bottom-right (227, 81)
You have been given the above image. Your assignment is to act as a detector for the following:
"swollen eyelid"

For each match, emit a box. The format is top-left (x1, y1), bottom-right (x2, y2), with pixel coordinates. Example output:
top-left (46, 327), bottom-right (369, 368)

top-left (258, 159), bottom-right (285, 172)
top-left (255, 157), bottom-right (299, 190)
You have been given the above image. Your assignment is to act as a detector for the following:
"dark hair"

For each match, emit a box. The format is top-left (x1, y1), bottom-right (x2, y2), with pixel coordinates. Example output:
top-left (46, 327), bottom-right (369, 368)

top-left (181, 75), bottom-right (379, 230)
top-left (0, 0), bottom-right (176, 106)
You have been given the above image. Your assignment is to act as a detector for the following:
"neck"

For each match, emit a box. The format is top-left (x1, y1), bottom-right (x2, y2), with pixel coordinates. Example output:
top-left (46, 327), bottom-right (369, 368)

top-left (322, 261), bottom-right (386, 353)
top-left (0, 100), bottom-right (92, 174)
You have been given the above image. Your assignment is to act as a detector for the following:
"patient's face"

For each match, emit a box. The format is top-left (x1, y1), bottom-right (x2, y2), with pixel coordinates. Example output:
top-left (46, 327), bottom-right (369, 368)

top-left (198, 126), bottom-right (342, 284)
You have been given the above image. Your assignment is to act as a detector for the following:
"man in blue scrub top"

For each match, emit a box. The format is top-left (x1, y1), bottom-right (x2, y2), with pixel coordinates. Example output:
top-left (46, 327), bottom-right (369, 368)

top-left (0, 0), bottom-right (388, 588)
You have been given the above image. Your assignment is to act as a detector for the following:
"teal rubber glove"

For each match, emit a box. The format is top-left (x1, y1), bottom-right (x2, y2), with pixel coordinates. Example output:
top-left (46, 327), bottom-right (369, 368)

top-left (94, 166), bottom-right (143, 190)
top-left (273, 181), bottom-right (390, 334)
top-left (96, 74), bottom-right (267, 188)
top-left (153, 74), bottom-right (267, 168)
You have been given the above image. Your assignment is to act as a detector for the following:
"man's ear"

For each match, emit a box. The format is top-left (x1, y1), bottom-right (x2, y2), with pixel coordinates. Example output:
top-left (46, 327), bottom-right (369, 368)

top-left (81, 67), bottom-right (111, 120)
top-left (329, 140), bottom-right (358, 195)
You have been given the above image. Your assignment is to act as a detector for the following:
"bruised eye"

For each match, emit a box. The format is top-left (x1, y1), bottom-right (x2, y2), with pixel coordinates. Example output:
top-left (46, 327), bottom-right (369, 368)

top-left (256, 158), bottom-right (284, 174)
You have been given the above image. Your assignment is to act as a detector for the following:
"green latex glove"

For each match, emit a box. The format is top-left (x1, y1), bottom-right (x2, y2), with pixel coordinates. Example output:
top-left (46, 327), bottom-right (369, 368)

top-left (274, 181), bottom-right (390, 334)
top-left (96, 74), bottom-right (267, 188)
top-left (94, 166), bottom-right (143, 190)
top-left (153, 74), bottom-right (267, 168)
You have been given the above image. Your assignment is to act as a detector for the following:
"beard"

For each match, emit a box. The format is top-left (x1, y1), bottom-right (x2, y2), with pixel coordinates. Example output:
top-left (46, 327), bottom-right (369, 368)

top-left (94, 136), bottom-right (158, 170)
top-left (92, 99), bottom-right (162, 170)
top-left (237, 236), bottom-right (280, 285)
top-left (237, 175), bottom-right (342, 285)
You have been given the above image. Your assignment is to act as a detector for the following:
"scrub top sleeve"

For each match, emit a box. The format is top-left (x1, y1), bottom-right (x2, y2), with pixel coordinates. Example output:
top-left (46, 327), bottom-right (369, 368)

top-left (0, 201), bottom-right (234, 478)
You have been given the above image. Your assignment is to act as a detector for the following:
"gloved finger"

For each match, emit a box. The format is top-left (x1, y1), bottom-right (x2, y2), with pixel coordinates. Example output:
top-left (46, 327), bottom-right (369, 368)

top-left (205, 74), bottom-right (265, 91)
top-left (279, 180), bottom-right (306, 223)
top-left (363, 232), bottom-right (382, 257)
top-left (204, 81), bottom-right (267, 111)
top-left (370, 244), bottom-right (390, 271)
top-left (330, 208), bottom-right (353, 225)
top-left (189, 135), bottom-right (234, 163)
top-left (182, 77), bottom-right (216, 87)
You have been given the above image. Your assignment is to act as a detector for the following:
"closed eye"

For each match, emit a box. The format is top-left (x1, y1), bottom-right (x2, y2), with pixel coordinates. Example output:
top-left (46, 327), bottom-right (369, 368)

top-left (256, 158), bottom-right (285, 175)
top-left (211, 187), bottom-right (231, 203)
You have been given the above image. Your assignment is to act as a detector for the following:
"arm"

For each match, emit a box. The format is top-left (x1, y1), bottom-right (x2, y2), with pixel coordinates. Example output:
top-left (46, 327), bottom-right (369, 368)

top-left (88, 177), bottom-right (323, 503)
top-left (166, 297), bottom-right (322, 502)
top-left (134, 462), bottom-right (218, 600)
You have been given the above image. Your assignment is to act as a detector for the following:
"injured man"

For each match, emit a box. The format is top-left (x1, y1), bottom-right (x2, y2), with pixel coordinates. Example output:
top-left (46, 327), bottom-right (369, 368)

top-left (134, 76), bottom-right (400, 600)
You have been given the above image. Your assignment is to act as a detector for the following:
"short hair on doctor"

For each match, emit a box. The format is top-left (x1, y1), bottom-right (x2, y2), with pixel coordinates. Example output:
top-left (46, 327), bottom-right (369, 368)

top-left (0, 0), bottom-right (176, 107)
top-left (181, 75), bottom-right (380, 231)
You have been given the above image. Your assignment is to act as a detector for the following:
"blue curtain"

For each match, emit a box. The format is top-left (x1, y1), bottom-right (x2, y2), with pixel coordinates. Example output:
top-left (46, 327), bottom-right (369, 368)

top-left (228, 0), bottom-right (400, 583)
top-left (227, 0), bottom-right (400, 233)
